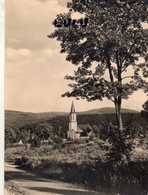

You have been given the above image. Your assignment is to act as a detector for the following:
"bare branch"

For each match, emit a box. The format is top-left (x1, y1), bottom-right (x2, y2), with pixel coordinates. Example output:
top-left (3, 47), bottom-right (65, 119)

top-left (121, 76), bottom-right (133, 81)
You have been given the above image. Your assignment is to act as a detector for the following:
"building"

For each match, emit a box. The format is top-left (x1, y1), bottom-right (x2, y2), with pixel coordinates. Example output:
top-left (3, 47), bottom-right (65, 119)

top-left (67, 101), bottom-right (82, 139)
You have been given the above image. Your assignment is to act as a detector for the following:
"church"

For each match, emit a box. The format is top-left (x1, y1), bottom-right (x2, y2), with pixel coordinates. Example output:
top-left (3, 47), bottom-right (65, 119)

top-left (67, 101), bottom-right (82, 140)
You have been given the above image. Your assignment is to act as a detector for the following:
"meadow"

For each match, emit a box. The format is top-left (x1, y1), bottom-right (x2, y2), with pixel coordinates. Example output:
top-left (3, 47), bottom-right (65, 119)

top-left (5, 110), bottom-right (148, 194)
top-left (5, 136), bottom-right (148, 195)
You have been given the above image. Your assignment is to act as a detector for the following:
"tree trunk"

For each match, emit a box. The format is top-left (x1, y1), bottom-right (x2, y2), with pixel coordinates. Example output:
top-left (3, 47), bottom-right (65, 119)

top-left (115, 99), bottom-right (123, 132)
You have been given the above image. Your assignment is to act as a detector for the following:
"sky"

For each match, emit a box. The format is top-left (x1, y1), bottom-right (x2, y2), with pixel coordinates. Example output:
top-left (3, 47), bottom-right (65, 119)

top-left (5, 0), bottom-right (147, 113)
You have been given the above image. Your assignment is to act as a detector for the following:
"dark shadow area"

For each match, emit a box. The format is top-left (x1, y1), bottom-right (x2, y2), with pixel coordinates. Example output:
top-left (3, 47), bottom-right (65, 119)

top-left (23, 160), bottom-right (148, 195)
top-left (5, 160), bottom-right (148, 195)
top-left (28, 187), bottom-right (99, 195)
top-left (5, 170), bottom-right (53, 183)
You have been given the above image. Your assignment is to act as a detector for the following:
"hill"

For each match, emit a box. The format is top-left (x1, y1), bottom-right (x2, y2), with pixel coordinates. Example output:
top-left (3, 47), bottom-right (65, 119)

top-left (78, 107), bottom-right (138, 115)
top-left (5, 110), bottom-right (66, 128)
top-left (5, 107), bottom-right (138, 128)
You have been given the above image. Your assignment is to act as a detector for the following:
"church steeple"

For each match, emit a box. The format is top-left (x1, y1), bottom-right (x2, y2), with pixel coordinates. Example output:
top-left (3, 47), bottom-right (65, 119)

top-left (69, 101), bottom-right (76, 122)
top-left (70, 101), bottom-right (76, 113)
top-left (67, 101), bottom-right (81, 140)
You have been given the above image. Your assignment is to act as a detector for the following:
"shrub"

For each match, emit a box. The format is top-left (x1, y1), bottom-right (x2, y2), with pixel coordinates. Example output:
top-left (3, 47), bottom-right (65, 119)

top-left (30, 136), bottom-right (41, 148)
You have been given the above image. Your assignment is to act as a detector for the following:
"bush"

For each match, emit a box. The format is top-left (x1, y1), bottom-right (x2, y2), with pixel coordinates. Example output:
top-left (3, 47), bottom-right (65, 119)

top-left (30, 136), bottom-right (41, 148)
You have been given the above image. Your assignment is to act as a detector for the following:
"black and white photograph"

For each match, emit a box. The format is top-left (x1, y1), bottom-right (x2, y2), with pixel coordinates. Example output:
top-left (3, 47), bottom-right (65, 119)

top-left (4, 0), bottom-right (148, 194)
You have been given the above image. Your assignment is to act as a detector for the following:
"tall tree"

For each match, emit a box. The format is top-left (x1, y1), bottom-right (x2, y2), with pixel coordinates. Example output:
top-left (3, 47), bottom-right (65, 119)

top-left (142, 100), bottom-right (148, 112)
top-left (49, 0), bottom-right (148, 132)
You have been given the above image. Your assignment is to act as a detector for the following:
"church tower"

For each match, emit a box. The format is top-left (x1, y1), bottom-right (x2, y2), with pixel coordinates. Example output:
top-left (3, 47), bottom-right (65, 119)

top-left (69, 101), bottom-right (77, 131)
top-left (67, 101), bottom-right (80, 139)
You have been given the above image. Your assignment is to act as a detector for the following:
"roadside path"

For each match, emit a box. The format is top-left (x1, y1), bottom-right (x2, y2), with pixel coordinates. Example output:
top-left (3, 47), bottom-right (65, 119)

top-left (5, 163), bottom-right (102, 195)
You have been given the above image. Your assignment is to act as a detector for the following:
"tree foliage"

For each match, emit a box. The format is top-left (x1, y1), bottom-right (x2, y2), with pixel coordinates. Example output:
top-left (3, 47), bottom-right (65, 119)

top-left (142, 100), bottom-right (148, 112)
top-left (141, 100), bottom-right (148, 117)
top-left (49, 0), bottom-right (148, 131)
top-left (5, 127), bottom-right (17, 146)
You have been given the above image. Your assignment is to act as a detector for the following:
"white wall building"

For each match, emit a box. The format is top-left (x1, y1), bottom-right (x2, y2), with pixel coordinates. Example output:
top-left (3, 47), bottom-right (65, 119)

top-left (67, 101), bottom-right (81, 140)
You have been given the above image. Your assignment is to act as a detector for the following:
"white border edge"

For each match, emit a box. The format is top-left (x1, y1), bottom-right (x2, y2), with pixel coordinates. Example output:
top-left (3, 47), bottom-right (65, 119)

top-left (0, 0), bottom-right (4, 194)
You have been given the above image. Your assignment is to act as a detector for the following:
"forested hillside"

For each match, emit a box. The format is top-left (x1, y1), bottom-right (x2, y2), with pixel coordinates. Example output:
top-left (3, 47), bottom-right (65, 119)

top-left (5, 111), bottom-right (148, 147)
top-left (5, 107), bottom-right (137, 128)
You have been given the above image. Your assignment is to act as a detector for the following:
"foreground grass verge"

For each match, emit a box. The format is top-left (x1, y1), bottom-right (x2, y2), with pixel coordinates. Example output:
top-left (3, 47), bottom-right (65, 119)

top-left (5, 181), bottom-right (26, 195)
top-left (5, 140), bottom-right (148, 195)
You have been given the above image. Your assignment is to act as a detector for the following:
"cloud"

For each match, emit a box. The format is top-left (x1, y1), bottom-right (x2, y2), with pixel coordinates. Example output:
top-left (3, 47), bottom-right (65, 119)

top-left (5, 46), bottom-right (76, 111)
top-left (36, 0), bottom-right (48, 3)
top-left (6, 0), bottom-right (68, 50)
top-left (36, 0), bottom-right (69, 6)
top-left (5, 48), bottom-right (147, 112)
top-left (6, 48), bottom-right (32, 60)
top-left (5, 0), bottom-right (147, 112)
top-left (57, 0), bottom-right (70, 6)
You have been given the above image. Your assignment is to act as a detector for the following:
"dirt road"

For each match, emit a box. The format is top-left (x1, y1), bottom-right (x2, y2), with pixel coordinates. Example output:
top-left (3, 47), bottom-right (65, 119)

top-left (5, 163), bottom-right (102, 195)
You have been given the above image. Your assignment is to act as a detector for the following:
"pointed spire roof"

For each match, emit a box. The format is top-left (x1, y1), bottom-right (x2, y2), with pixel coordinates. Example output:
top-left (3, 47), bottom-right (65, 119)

top-left (70, 101), bottom-right (76, 113)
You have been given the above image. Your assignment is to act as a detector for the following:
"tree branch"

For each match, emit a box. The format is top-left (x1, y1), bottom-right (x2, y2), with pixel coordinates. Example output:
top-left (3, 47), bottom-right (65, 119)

top-left (115, 51), bottom-right (122, 82)
top-left (109, 98), bottom-right (115, 103)
top-left (121, 76), bottom-right (133, 80)
top-left (106, 54), bottom-right (114, 83)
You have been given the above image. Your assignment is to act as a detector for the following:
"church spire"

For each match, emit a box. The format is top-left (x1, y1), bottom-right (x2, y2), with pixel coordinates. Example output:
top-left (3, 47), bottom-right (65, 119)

top-left (70, 101), bottom-right (76, 113)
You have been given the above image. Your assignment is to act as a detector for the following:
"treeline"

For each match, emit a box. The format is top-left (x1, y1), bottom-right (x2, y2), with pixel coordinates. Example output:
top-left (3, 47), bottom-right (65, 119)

top-left (5, 112), bottom-right (148, 147)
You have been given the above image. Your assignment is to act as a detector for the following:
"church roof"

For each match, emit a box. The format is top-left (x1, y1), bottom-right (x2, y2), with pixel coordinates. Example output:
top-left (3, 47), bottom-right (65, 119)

top-left (70, 101), bottom-right (76, 113)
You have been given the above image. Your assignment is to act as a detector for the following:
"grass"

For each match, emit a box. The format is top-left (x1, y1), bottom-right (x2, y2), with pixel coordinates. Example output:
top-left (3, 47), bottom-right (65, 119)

top-left (5, 139), bottom-right (148, 195)
top-left (5, 181), bottom-right (25, 195)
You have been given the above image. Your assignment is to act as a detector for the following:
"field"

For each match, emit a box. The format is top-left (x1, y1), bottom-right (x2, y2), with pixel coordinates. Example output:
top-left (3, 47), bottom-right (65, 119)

top-left (5, 137), bottom-right (148, 195)
top-left (5, 109), bottom-right (148, 194)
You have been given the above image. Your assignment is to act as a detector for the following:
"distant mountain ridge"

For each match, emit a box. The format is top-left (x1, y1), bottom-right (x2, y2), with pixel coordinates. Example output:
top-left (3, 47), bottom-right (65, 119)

top-left (5, 107), bottom-right (138, 128)
top-left (5, 110), bottom-right (67, 128)
top-left (78, 107), bottom-right (138, 115)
